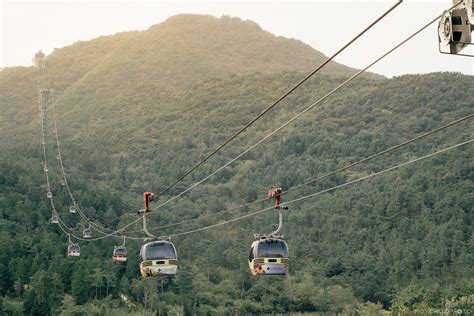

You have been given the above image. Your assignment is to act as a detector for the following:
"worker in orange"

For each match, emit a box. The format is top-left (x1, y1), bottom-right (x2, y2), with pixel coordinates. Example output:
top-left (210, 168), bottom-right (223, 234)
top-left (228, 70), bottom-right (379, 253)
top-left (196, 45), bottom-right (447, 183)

top-left (143, 191), bottom-right (155, 213)
top-left (267, 187), bottom-right (288, 210)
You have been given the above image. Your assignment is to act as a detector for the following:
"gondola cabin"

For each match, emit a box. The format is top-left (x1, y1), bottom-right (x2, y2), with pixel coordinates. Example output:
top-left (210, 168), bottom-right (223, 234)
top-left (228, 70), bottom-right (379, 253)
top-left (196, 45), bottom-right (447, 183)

top-left (51, 214), bottom-right (59, 224)
top-left (112, 246), bottom-right (128, 262)
top-left (67, 244), bottom-right (81, 257)
top-left (69, 205), bottom-right (76, 213)
top-left (82, 228), bottom-right (92, 239)
top-left (248, 237), bottom-right (289, 276)
top-left (139, 240), bottom-right (177, 277)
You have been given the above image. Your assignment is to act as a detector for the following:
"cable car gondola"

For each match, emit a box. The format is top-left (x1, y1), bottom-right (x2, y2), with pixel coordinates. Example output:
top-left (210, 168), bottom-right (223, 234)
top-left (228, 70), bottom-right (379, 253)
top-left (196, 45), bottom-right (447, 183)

top-left (112, 246), bottom-right (128, 262)
top-left (67, 244), bottom-right (81, 257)
top-left (139, 240), bottom-right (178, 277)
top-left (69, 204), bottom-right (76, 213)
top-left (67, 230), bottom-right (81, 257)
top-left (138, 192), bottom-right (178, 277)
top-left (249, 236), bottom-right (289, 276)
top-left (113, 232), bottom-right (128, 262)
top-left (82, 227), bottom-right (92, 239)
top-left (51, 210), bottom-right (59, 224)
top-left (248, 187), bottom-right (290, 276)
top-left (51, 216), bottom-right (59, 224)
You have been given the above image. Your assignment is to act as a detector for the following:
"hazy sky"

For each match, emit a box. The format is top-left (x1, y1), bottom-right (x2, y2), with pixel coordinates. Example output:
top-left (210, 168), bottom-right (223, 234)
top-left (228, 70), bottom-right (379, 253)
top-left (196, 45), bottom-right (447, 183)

top-left (1, 0), bottom-right (473, 77)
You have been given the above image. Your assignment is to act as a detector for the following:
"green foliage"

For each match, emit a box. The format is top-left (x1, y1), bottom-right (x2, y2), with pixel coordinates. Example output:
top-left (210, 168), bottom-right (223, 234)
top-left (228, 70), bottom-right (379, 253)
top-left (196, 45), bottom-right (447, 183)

top-left (2, 296), bottom-right (24, 316)
top-left (71, 263), bottom-right (92, 305)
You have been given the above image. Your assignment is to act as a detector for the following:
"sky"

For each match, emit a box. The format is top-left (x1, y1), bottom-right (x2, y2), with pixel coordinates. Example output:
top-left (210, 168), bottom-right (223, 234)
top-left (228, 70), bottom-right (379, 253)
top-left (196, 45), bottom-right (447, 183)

top-left (1, 0), bottom-right (473, 77)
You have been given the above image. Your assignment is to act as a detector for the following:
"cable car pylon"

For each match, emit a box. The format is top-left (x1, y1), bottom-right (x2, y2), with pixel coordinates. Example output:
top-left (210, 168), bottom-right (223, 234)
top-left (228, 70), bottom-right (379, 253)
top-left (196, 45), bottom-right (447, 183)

top-left (139, 192), bottom-right (178, 277)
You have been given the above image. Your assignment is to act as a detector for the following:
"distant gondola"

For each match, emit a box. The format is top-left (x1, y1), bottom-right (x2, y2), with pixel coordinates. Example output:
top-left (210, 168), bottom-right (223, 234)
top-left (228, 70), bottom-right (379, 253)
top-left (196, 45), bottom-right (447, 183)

top-left (51, 214), bottom-right (59, 224)
top-left (82, 228), bottom-right (92, 239)
top-left (113, 231), bottom-right (128, 262)
top-left (69, 205), bottom-right (77, 213)
top-left (67, 244), bottom-right (80, 257)
top-left (112, 246), bottom-right (128, 262)
top-left (139, 240), bottom-right (178, 277)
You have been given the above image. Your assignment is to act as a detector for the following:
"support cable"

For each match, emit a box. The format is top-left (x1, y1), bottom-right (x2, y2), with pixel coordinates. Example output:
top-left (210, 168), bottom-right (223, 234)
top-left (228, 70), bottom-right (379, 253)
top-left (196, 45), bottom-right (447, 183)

top-left (56, 214), bottom-right (145, 241)
top-left (49, 90), bottom-right (118, 234)
top-left (167, 139), bottom-right (473, 238)
top-left (149, 6), bottom-right (460, 213)
top-left (133, 113), bottom-right (472, 233)
top-left (36, 71), bottom-right (144, 241)
top-left (42, 1), bottom-right (464, 241)
top-left (154, 0), bottom-right (403, 198)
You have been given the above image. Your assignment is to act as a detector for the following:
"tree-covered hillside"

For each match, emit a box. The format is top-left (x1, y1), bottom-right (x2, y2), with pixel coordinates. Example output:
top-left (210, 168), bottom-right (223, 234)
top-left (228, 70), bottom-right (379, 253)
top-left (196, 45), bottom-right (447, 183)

top-left (0, 14), bottom-right (473, 315)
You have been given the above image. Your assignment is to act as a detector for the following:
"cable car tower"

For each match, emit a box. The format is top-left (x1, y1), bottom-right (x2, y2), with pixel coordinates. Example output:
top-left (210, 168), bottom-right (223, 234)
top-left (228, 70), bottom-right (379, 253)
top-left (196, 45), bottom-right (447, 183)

top-left (35, 50), bottom-right (57, 225)
top-left (438, 0), bottom-right (474, 56)
top-left (139, 192), bottom-right (178, 277)
top-left (248, 188), bottom-right (290, 276)
top-left (33, 51), bottom-right (51, 114)
top-left (33, 51), bottom-right (46, 93)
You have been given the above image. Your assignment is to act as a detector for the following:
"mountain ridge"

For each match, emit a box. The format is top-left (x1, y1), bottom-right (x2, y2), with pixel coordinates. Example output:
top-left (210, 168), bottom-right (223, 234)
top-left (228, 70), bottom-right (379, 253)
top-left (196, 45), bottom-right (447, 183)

top-left (1, 13), bottom-right (385, 136)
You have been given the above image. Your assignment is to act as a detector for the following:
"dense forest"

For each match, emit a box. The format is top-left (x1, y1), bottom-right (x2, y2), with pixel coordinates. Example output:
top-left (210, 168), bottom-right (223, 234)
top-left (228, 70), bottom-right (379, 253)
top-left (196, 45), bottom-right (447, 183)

top-left (0, 14), bottom-right (473, 315)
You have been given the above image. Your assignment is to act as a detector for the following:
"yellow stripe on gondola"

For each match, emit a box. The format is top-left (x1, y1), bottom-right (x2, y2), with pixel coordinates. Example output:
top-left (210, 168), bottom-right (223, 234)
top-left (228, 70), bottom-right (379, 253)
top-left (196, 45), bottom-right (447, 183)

top-left (140, 259), bottom-right (179, 266)
top-left (252, 258), bottom-right (289, 264)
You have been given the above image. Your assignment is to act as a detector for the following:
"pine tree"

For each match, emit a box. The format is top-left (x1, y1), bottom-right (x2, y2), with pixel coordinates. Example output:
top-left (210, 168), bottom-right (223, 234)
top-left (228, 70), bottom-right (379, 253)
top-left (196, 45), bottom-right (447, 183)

top-left (71, 263), bottom-right (91, 305)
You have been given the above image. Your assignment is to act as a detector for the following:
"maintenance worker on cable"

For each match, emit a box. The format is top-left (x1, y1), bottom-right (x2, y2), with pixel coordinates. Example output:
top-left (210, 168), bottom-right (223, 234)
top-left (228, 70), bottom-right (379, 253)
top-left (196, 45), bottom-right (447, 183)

top-left (267, 187), bottom-right (288, 210)
top-left (137, 191), bottom-right (154, 214)
top-left (144, 191), bottom-right (154, 212)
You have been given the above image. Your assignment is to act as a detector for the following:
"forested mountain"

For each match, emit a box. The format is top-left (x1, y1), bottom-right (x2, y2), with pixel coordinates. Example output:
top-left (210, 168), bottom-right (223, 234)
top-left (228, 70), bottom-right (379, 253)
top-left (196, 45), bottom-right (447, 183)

top-left (0, 14), bottom-right (473, 315)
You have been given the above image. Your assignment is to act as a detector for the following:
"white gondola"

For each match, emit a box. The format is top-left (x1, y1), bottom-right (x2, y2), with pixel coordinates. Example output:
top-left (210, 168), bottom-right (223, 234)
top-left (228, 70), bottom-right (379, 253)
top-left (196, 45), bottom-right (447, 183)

top-left (112, 246), bottom-right (128, 262)
top-left (138, 193), bottom-right (178, 277)
top-left (249, 237), bottom-right (289, 276)
top-left (69, 204), bottom-right (77, 213)
top-left (139, 240), bottom-right (178, 277)
top-left (47, 191), bottom-right (52, 199)
top-left (67, 232), bottom-right (80, 257)
top-left (113, 233), bottom-right (128, 262)
top-left (67, 244), bottom-right (81, 257)
top-left (51, 213), bottom-right (59, 224)
top-left (249, 190), bottom-right (289, 276)
top-left (82, 227), bottom-right (92, 239)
